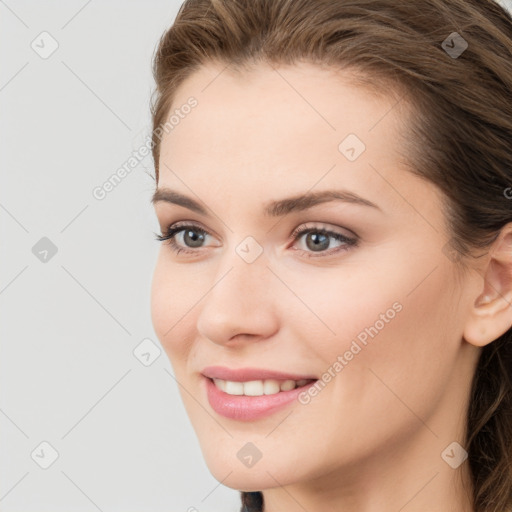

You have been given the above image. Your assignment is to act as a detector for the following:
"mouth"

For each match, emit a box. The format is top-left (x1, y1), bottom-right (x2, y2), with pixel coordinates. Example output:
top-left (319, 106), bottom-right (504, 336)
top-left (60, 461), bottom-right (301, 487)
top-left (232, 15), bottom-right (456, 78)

top-left (203, 375), bottom-right (319, 421)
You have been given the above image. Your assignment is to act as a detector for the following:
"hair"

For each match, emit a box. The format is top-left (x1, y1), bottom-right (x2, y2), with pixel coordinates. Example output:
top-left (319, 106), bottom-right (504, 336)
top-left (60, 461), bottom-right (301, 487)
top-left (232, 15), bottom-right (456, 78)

top-left (149, 0), bottom-right (512, 510)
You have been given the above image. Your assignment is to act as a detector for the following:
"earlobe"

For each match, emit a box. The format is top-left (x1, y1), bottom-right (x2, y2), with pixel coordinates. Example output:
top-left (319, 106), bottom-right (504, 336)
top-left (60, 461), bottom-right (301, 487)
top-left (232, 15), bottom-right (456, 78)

top-left (463, 225), bottom-right (512, 348)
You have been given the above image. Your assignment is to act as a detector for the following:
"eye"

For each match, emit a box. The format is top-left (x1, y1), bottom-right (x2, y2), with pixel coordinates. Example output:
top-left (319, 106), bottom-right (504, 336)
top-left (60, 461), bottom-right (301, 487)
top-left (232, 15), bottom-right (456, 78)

top-left (154, 221), bottom-right (214, 255)
top-left (289, 223), bottom-right (358, 258)
top-left (154, 221), bottom-right (358, 258)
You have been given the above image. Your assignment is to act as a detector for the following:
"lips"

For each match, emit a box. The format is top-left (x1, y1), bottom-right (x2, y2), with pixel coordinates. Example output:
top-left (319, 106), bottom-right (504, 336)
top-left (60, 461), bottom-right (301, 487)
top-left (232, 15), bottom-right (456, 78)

top-left (201, 365), bottom-right (318, 382)
top-left (201, 365), bottom-right (320, 421)
top-left (203, 374), bottom-right (318, 421)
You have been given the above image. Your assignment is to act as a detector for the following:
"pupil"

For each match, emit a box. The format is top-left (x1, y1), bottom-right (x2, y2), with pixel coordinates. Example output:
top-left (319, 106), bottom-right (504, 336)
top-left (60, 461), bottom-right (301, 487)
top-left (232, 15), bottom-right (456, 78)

top-left (307, 232), bottom-right (329, 251)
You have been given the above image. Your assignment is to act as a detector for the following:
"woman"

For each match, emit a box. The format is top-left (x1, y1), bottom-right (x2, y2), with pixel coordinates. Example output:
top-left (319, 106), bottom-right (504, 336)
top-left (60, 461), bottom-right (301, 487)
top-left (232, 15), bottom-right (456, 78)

top-left (149, 0), bottom-right (512, 510)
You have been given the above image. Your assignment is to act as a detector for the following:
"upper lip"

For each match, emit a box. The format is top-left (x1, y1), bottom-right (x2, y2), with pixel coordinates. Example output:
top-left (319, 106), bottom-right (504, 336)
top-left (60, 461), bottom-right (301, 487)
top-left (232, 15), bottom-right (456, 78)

top-left (201, 365), bottom-right (318, 382)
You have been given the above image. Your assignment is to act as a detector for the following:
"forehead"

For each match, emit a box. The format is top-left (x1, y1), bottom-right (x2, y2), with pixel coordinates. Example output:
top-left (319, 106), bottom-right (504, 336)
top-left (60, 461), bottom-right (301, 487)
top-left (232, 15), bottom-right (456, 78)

top-left (161, 62), bottom-right (407, 178)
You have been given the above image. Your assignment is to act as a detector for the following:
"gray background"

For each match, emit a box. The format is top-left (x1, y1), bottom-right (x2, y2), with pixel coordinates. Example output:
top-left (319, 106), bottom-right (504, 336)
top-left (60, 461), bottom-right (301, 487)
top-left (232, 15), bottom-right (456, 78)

top-left (1, 1), bottom-right (511, 511)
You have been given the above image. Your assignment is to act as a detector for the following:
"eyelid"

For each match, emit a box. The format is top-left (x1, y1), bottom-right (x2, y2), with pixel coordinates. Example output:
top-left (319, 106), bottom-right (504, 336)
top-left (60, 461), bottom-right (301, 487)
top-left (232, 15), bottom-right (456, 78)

top-left (160, 219), bottom-right (216, 238)
top-left (289, 221), bottom-right (357, 241)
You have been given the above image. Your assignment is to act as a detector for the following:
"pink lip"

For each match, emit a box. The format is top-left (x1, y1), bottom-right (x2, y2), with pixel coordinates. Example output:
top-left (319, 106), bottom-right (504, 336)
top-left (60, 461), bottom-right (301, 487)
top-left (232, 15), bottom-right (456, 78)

top-left (203, 376), bottom-right (317, 421)
top-left (201, 365), bottom-right (317, 382)
top-left (201, 367), bottom-right (319, 421)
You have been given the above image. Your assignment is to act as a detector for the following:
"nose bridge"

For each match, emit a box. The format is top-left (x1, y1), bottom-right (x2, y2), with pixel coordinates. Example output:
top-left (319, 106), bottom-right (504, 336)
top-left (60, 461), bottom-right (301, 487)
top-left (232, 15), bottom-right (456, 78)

top-left (196, 240), bottom-right (279, 344)
top-left (211, 233), bottom-right (270, 302)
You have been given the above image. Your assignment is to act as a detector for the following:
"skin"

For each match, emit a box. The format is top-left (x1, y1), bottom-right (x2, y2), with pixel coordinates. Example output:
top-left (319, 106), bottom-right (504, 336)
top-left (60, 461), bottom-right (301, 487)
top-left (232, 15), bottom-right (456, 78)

top-left (150, 61), bottom-right (512, 512)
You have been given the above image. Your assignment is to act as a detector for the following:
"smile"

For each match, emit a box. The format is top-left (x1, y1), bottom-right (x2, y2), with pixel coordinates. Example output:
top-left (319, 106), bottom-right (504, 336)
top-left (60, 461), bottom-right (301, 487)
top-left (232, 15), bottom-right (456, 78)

top-left (203, 376), bottom-right (318, 421)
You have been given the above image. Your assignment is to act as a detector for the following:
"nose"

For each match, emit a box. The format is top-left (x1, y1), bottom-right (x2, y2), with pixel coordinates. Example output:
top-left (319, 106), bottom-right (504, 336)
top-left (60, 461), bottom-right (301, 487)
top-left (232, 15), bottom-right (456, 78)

top-left (196, 250), bottom-right (280, 347)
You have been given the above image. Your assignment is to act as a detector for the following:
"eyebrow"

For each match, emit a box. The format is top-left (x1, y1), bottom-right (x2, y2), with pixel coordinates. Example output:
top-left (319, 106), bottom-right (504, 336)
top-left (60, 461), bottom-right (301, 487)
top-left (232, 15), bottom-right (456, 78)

top-left (151, 187), bottom-right (381, 216)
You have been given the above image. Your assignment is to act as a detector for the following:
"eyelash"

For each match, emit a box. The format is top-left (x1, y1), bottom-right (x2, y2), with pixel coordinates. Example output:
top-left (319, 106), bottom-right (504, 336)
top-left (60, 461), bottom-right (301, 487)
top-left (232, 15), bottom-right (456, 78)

top-left (154, 221), bottom-right (358, 258)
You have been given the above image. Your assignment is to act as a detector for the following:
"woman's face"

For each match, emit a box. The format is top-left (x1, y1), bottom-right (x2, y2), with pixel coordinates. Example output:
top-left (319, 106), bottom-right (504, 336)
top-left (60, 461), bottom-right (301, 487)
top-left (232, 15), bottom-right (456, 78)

top-left (150, 62), bottom-right (480, 493)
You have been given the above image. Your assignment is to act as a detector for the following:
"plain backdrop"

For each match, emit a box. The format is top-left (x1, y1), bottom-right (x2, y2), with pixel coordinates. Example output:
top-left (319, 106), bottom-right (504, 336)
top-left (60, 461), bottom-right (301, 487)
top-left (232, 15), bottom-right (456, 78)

top-left (1, 1), bottom-right (511, 511)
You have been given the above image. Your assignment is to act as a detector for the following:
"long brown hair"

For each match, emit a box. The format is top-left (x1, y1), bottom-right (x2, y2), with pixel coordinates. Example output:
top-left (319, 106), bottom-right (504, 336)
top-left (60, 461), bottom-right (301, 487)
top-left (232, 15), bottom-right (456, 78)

top-left (149, 1), bottom-right (512, 510)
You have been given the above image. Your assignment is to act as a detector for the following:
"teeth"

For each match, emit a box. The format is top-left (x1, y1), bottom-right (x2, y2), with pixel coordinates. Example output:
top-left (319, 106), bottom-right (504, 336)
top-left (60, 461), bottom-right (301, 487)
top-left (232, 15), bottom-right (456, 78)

top-left (224, 380), bottom-right (244, 395)
top-left (213, 378), bottom-right (226, 392)
top-left (244, 380), bottom-right (264, 396)
top-left (263, 379), bottom-right (281, 395)
top-left (212, 378), bottom-right (312, 396)
top-left (280, 379), bottom-right (296, 391)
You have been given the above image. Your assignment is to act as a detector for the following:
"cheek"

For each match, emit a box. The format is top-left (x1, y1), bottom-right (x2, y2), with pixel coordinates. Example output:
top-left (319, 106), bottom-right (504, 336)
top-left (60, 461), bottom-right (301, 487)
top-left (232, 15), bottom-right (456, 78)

top-left (150, 253), bottom-right (199, 363)
top-left (287, 253), bottom-right (458, 407)
top-left (336, 263), bottom-right (458, 427)
top-left (277, 261), bottom-right (403, 358)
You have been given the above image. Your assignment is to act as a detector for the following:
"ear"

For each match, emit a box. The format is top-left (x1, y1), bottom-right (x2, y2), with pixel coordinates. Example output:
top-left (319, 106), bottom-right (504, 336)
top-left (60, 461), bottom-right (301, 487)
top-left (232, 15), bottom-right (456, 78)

top-left (463, 223), bottom-right (512, 347)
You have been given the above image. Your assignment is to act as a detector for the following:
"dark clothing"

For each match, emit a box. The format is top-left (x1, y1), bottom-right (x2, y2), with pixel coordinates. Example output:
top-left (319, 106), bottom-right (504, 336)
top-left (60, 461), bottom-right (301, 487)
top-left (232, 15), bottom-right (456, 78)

top-left (240, 491), bottom-right (264, 512)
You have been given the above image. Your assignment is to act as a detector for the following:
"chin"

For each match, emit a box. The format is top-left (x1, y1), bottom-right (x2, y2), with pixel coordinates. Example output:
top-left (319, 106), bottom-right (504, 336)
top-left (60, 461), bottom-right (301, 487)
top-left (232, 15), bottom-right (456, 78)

top-left (199, 442), bottom-right (299, 492)
top-left (208, 467), bottom-right (277, 493)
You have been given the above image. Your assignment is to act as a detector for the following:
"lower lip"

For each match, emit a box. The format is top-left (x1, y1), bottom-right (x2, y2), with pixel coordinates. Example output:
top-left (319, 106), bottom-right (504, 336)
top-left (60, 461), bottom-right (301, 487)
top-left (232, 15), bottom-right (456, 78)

top-left (204, 376), bottom-right (318, 421)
